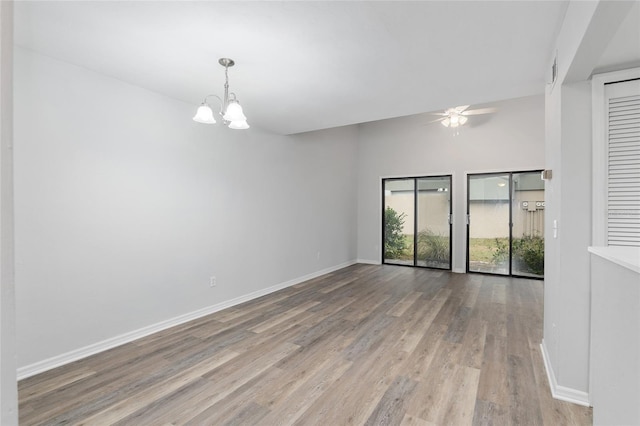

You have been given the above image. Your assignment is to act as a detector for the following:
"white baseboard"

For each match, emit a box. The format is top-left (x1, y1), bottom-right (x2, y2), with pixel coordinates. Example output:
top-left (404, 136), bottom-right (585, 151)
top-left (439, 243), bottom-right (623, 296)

top-left (356, 259), bottom-right (380, 265)
top-left (17, 260), bottom-right (357, 381)
top-left (540, 340), bottom-right (591, 407)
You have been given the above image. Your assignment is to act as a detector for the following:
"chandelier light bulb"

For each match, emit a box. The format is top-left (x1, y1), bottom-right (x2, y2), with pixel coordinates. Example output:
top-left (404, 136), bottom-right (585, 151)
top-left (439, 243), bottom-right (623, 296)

top-left (193, 103), bottom-right (216, 124)
top-left (228, 120), bottom-right (250, 130)
top-left (223, 100), bottom-right (247, 122)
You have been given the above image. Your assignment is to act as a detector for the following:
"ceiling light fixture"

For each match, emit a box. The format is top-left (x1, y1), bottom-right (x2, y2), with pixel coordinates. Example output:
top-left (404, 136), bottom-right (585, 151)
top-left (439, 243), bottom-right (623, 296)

top-left (441, 111), bottom-right (468, 128)
top-left (193, 58), bottom-right (249, 130)
top-left (430, 105), bottom-right (497, 128)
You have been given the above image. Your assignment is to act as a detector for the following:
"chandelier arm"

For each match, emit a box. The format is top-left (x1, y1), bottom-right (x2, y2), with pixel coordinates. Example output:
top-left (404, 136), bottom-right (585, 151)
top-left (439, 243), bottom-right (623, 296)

top-left (202, 94), bottom-right (224, 114)
top-left (202, 94), bottom-right (222, 103)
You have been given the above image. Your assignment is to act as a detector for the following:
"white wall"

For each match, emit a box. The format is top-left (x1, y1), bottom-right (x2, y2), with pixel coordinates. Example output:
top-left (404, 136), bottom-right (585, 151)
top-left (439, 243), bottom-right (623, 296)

top-left (0, 1), bottom-right (17, 424)
top-left (543, 77), bottom-right (593, 401)
top-left (356, 95), bottom-right (545, 271)
top-left (14, 47), bottom-right (358, 371)
top-left (541, 0), bottom-right (638, 406)
top-left (590, 251), bottom-right (640, 426)
top-left (545, 80), bottom-right (593, 398)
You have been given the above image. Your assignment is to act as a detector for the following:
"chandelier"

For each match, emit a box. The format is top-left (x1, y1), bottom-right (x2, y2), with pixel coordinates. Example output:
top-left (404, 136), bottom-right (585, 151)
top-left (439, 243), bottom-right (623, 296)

top-left (193, 58), bottom-right (249, 130)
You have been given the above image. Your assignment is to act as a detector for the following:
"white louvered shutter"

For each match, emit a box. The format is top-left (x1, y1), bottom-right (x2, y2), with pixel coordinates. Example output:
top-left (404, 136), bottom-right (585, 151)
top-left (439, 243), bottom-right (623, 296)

top-left (606, 79), bottom-right (640, 246)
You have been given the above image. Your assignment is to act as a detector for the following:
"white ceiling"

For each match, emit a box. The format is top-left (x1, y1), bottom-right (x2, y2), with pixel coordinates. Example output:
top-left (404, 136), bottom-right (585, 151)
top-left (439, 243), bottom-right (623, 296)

top-left (15, 1), bottom-right (570, 135)
top-left (595, 0), bottom-right (640, 73)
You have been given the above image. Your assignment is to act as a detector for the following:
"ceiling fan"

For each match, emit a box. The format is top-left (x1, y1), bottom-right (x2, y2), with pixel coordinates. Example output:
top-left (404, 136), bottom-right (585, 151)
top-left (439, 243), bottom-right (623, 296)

top-left (429, 105), bottom-right (497, 128)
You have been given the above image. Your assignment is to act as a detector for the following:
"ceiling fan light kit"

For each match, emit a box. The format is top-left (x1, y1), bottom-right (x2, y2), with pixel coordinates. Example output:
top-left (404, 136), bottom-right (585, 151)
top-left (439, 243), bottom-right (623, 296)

top-left (193, 58), bottom-right (250, 130)
top-left (441, 112), bottom-right (468, 128)
top-left (432, 105), bottom-right (496, 128)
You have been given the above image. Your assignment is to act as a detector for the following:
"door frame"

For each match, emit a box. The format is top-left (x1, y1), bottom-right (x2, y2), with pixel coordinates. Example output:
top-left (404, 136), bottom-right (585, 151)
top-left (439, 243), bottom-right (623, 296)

top-left (381, 174), bottom-right (453, 270)
top-left (466, 169), bottom-right (544, 279)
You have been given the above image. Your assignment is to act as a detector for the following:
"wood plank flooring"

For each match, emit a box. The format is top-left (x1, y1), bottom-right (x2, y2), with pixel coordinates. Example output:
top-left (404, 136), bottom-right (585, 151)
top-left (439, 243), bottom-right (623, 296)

top-left (18, 264), bottom-right (592, 425)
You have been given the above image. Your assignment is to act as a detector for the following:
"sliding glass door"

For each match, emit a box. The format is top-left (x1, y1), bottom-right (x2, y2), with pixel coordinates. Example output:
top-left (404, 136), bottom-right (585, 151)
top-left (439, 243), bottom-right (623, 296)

top-left (467, 174), bottom-right (511, 275)
top-left (416, 177), bottom-right (451, 269)
top-left (383, 179), bottom-right (415, 266)
top-left (467, 171), bottom-right (544, 278)
top-left (511, 172), bottom-right (545, 278)
top-left (383, 175), bottom-right (452, 270)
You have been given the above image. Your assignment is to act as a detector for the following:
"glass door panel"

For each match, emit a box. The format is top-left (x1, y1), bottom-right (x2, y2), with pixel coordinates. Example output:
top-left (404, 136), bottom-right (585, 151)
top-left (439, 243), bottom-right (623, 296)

top-left (468, 174), bottom-right (511, 275)
top-left (511, 172), bottom-right (545, 278)
top-left (383, 179), bottom-right (415, 265)
top-left (416, 176), bottom-right (451, 269)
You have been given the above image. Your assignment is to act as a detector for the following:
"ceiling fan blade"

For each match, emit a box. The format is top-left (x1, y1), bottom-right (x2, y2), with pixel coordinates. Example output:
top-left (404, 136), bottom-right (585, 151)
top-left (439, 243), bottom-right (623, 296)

top-left (454, 105), bottom-right (470, 113)
top-left (429, 112), bottom-right (449, 116)
top-left (462, 107), bottom-right (498, 116)
top-left (420, 117), bottom-right (447, 126)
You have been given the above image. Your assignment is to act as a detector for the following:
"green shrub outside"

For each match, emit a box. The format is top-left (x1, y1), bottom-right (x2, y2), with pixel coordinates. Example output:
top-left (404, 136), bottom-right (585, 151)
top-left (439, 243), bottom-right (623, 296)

top-left (417, 229), bottom-right (449, 264)
top-left (490, 234), bottom-right (544, 275)
top-left (513, 234), bottom-right (544, 275)
top-left (384, 206), bottom-right (407, 258)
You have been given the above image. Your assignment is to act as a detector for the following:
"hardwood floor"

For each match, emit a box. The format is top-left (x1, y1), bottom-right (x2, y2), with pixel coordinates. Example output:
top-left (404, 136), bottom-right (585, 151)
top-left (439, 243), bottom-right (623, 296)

top-left (19, 264), bottom-right (592, 425)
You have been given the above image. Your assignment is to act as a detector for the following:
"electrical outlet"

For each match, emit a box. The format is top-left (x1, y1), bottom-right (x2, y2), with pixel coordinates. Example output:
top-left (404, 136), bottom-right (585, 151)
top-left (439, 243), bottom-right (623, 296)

top-left (317, 251), bottom-right (321, 260)
top-left (210, 276), bottom-right (216, 287)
